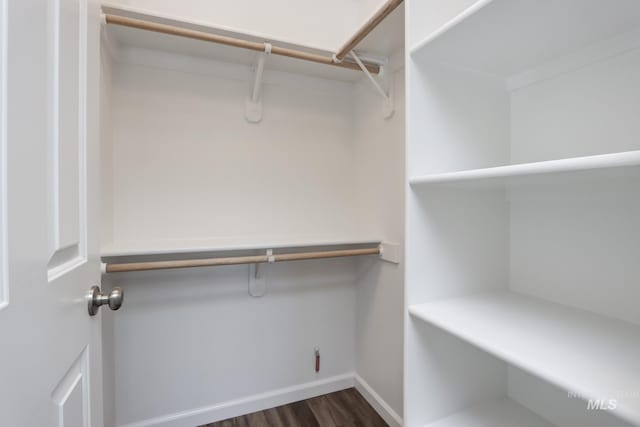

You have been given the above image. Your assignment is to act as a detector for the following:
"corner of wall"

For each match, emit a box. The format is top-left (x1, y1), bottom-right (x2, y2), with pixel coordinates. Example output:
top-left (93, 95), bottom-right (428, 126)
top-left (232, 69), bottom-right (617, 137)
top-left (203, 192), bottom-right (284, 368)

top-left (352, 58), bottom-right (406, 423)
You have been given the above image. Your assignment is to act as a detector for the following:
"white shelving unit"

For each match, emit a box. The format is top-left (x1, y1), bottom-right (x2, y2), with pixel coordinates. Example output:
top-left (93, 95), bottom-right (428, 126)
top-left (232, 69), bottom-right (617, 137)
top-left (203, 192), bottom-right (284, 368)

top-left (409, 150), bottom-right (640, 189)
top-left (405, 0), bottom-right (640, 426)
top-left (409, 291), bottom-right (640, 425)
top-left (424, 398), bottom-right (556, 427)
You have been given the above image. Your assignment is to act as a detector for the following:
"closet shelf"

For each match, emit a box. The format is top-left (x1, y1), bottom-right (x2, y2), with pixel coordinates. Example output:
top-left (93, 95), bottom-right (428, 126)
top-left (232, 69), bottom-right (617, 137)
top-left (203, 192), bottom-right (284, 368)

top-left (409, 0), bottom-right (640, 78)
top-left (423, 397), bottom-right (555, 427)
top-left (101, 238), bottom-right (393, 273)
top-left (101, 4), bottom-right (401, 83)
top-left (409, 291), bottom-right (640, 425)
top-left (102, 6), bottom-right (361, 82)
top-left (409, 150), bottom-right (640, 189)
top-left (101, 237), bottom-right (383, 259)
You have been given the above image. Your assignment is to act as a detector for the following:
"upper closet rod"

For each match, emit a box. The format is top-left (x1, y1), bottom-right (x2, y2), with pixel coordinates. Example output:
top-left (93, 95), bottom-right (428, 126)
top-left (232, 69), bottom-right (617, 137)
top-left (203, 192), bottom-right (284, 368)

top-left (102, 247), bottom-right (381, 273)
top-left (334, 0), bottom-right (404, 62)
top-left (104, 14), bottom-right (381, 74)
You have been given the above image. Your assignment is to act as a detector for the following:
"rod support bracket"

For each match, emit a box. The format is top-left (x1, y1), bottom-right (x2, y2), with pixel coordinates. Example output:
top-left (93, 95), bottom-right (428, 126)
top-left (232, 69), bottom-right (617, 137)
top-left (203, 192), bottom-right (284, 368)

top-left (244, 98), bottom-right (262, 123)
top-left (248, 249), bottom-right (273, 297)
top-left (245, 47), bottom-right (271, 123)
top-left (379, 242), bottom-right (400, 264)
top-left (248, 263), bottom-right (267, 297)
top-left (351, 51), bottom-right (394, 119)
top-left (382, 70), bottom-right (395, 120)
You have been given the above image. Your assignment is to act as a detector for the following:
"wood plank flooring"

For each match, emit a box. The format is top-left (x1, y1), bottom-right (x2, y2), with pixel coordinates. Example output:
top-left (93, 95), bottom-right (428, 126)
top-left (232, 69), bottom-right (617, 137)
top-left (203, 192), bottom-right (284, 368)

top-left (200, 388), bottom-right (389, 427)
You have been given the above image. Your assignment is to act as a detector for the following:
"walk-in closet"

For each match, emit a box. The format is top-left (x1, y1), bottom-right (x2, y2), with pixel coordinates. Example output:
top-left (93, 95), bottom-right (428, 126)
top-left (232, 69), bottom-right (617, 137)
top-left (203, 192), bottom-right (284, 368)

top-left (2, 1), bottom-right (639, 426)
top-left (98, 1), bottom-right (405, 426)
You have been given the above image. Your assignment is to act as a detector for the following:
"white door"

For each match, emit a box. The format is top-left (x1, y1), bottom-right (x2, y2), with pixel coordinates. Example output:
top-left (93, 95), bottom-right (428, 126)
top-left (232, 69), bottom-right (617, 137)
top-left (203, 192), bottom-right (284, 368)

top-left (0, 0), bottom-right (105, 426)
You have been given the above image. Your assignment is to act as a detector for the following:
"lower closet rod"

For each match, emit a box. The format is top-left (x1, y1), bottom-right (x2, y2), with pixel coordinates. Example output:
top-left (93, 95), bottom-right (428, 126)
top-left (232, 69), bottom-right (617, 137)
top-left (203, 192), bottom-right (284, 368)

top-left (103, 247), bottom-right (381, 273)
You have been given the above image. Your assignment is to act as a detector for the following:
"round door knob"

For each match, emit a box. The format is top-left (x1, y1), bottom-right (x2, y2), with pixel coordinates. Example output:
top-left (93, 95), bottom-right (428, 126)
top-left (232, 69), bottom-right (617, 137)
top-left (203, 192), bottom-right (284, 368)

top-left (88, 286), bottom-right (124, 316)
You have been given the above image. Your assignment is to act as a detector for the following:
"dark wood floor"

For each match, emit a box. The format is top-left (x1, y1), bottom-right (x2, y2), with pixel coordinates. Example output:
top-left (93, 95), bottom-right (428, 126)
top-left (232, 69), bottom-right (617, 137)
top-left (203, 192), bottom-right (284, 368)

top-left (200, 388), bottom-right (388, 427)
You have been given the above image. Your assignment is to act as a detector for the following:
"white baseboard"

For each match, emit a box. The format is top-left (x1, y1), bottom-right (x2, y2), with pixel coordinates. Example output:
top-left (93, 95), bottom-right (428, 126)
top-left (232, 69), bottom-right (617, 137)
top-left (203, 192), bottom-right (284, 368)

top-left (119, 373), bottom-right (402, 427)
top-left (119, 373), bottom-right (355, 427)
top-left (354, 374), bottom-right (403, 427)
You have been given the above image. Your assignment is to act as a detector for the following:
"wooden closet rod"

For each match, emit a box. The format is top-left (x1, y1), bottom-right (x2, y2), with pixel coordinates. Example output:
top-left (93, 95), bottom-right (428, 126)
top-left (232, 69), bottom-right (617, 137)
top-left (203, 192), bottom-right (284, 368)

top-left (103, 247), bottom-right (381, 273)
top-left (105, 14), bottom-right (381, 74)
top-left (335, 0), bottom-right (404, 61)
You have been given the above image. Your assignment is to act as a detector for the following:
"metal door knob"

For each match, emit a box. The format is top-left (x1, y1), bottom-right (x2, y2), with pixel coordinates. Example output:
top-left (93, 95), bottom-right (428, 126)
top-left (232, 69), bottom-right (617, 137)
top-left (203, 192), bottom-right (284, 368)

top-left (88, 286), bottom-right (124, 316)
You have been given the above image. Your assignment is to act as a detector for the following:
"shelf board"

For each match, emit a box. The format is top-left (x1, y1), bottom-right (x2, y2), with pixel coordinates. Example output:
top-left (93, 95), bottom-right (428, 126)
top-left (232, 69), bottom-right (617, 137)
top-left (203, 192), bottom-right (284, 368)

top-left (102, 4), bottom-right (388, 83)
top-left (409, 291), bottom-right (640, 425)
top-left (424, 397), bottom-right (555, 427)
top-left (101, 236), bottom-right (382, 260)
top-left (409, 150), bottom-right (640, 189)
top-left (409, 0), bottom-right (640, 78)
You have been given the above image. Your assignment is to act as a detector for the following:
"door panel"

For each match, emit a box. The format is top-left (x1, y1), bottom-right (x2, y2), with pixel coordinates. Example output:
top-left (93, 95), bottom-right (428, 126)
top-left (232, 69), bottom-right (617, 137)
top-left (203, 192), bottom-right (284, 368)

top-left (0, 0), bottom-right (103, 426)
top-left (47, 0), bottom-right (88, 281)
top-left (52, 348), bottom-right (90, 427)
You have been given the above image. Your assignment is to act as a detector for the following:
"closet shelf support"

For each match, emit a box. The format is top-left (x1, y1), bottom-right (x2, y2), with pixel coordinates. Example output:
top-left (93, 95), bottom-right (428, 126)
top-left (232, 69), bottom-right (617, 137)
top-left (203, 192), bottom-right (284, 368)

top-left (248, 249), bottom-right (272, 297)
top-left (245, 43), bottom-right (271, 123)
top-left (351, 51), bottom-right (394, 119)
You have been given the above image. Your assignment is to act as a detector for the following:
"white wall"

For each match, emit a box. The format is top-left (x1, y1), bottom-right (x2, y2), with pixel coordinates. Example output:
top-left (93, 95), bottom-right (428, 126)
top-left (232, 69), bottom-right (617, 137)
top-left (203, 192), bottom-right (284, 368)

top-left (105, 259), bottom-right (357, 426)
top-left (357, 0), bottom-right (391, 24)
top-left (508, 46), bottom-right (640, 325)
top-left (102, 52), bottom-right (363, 427)
top-left (353, 63), bottom-right (405, 424)
top-left (105, 0), bottom-right (363, 51)
top-left (101, 4), bottom-right (407, 425)
top-left (510, 47), bottom-right (640, 163)
top-left (104, 55), bottom-right (358, 251)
